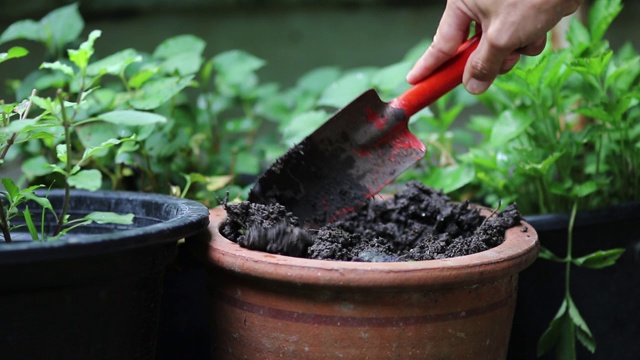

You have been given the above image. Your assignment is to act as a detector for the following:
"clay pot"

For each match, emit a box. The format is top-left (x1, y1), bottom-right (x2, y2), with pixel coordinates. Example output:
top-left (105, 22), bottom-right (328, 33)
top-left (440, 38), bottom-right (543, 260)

top-left (193, 206), bottom-right (539, 360)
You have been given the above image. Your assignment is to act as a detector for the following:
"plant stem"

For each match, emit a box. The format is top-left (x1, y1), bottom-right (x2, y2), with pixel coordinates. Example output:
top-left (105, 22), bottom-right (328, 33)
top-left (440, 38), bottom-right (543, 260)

top-left (0, 89), bottom-right (37, 162)
top-left (0, 203), bottom-right (12, 243)
top-left (565, 200), bottom-right (578, 296)
top-left (53, 91), bottom-right (73, 237)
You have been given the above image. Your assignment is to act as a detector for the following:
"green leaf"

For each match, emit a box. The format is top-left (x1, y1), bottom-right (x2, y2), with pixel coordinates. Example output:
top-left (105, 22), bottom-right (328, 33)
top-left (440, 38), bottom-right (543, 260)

top-left (85, 211), bottom-right (134, 225)
top-left (153, 34), bottom-right (206, 59)
top-left (296, 67), bottom-right (341, 94)
top-left (56, 144), bottom-right (67, 163)
top-left (566, 19), bottom-right (591, 54)
top-left (282, 110), bottom-right (329, 146)
top-left (160, 52), bottom-right (203, 76)
top-left (186, 173), bottom-right (233, 192)
top-left (86, 48), bottom-right (141, 76)
top-left (75, 122), bottom-right (119, 148)
top-left (234, 152), bottom-right (260, 175)
top-left (81, 137), bottom-right (136, 162)
top-left (588, 0), bottom-right (623, 43)
top-left (128, 66), bottom-right (159, 89)
top-left (318, 72), bottom-right (371, 108)
top-left (0, 20), bottom-right (41, 45)
top-left (23, 192), bottom-right (53, 212)
top-left (538, 246), bottom-right (565, 263)
top-left (129, 76), bottom-right (194, 110)
top-left (522, 53), bottom-right (548, 92)
top-left (223, 117), bottom-right (258, 133)
top-left (522, 151), bottom-right (565, 176)
top-left (606, 58), bottom-right (640, 93)
top-left (571, 181), bottom-right (598, 198)
top-left (40, 61), bottom-right (74, 77)
top-left (0, 118), bottom-right (38, 133)
top-left (0, 46), bottom-right (29, 64)
top-left (489, 110), bottom-right (534, 146)
top-left (571, 51), bottom-right (613, 82)
top-left (371, 61), bottom-right (412, 94)
top-left (1, 177), bottom-right (20, 202)
top-left (153, 35), bottom-right (205, 76)
top-left (212, 50), bottom-right (265, 96)
top-left (98, 110), bottom-right (167, 126)
top-left (23, 206), bottom-right (40, 241)
top-left (213, 50), bottom-right (265, 78)
top-left (0, 3), bottom-right (86, 53)
top-left (40, 3), bottom-right (84, 52)
top-left (573, 248), bottom-right (625, 269)
top-left (21, 155), bottom-right (54, 178)
top-left (574, 106), bottom-right (613, 122)
top-left (567, 296), bottom-right (596, 353)
top-left (68, 30), bottom-right (101, 71)
top-left (67, 169), bottom-right (102, 191)
top-left (537, 299), bottom-right (577, 359)
top-left (23, 71), bottom-right (68, 95)
top-left (422, 165), bottom-right (475, 194)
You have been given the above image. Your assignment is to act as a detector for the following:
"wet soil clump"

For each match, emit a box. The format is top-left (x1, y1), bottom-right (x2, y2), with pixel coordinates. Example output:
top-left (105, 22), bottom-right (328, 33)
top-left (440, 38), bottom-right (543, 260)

top-left (221, 181), bottom-right (522, 262)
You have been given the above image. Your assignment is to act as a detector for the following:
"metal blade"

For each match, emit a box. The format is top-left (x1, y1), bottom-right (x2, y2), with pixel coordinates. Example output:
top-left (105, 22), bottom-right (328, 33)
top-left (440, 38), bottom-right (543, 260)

top-left (249, 89), bottom-right (425, 227)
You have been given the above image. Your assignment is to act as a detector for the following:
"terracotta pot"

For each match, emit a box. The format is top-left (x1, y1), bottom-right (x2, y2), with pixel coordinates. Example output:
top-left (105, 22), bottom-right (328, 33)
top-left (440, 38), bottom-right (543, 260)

top-left (193, 206), bottom-right (539, 360)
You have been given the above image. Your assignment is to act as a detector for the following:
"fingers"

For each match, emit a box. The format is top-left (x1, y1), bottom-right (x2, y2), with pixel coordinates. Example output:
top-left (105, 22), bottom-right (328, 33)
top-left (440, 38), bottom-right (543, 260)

top-left (499, 51), bottom-right (521, 74)
top-left (463, 34), bottom-right (512, 94)
top-left (463, 33), bottom-right (546, 94)
top-left (406, 3), bottom-right (472, 84)
top-left (518, 35), bottom-right (547, 56)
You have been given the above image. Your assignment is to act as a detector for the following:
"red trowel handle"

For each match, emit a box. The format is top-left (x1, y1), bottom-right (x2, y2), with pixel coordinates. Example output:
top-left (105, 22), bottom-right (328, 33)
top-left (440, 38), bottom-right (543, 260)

top-left (390, 34), bottom-right (481, 117)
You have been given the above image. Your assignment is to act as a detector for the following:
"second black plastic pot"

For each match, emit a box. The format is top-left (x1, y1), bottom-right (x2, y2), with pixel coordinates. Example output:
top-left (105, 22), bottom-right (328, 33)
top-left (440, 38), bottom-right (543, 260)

top-left (508, 201), bottom-right (640, 360)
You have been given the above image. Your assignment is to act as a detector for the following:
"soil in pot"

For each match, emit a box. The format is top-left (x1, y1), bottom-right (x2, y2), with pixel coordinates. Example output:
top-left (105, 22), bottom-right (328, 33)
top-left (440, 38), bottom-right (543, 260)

top-left (221, 181), bottom-right (522, 261)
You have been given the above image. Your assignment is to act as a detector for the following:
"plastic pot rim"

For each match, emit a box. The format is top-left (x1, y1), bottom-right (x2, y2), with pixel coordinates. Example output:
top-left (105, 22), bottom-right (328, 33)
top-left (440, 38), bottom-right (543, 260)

top-left (0, 190), bottom-right (210, 264)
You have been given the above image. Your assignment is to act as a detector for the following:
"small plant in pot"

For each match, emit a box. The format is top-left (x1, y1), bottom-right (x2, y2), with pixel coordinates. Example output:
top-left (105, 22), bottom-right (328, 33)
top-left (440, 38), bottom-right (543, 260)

top-left (0, 5), bottom-right (209, 359)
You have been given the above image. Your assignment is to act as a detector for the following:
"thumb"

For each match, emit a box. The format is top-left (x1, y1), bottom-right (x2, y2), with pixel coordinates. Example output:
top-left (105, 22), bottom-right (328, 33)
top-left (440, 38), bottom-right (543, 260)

top-left (407, 3), bottom-right (472, 84)
top-left (463, 36), bottom-right (510, 94)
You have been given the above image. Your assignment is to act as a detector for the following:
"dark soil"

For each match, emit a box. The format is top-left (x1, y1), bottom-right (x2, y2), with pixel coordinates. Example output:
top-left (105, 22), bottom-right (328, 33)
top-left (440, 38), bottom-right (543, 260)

top-left (221, 181), bottom-right (522, 262)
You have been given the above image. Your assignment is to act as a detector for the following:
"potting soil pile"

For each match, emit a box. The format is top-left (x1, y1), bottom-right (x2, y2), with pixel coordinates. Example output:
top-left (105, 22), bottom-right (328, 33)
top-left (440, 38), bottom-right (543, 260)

top-left (221, 181), bottom-right (521, 262)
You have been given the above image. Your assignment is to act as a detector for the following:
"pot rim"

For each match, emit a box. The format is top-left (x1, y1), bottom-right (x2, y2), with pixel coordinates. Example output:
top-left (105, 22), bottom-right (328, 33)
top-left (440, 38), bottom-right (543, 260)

top-left (203, 206), bottom-right (539, 288)
top-left (524, 199), bottom-right (640, 232)
top-left (0, 190), bottom-right (210, 264)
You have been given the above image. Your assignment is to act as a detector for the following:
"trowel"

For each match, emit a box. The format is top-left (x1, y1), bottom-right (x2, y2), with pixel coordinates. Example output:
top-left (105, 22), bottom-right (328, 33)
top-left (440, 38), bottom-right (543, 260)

top-left (249, 35), bottom-right (480, 227)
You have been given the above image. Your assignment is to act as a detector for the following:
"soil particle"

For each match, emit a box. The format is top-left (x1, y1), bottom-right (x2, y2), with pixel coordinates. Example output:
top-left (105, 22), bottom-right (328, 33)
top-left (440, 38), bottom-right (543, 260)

top-left (221, 181), bottom-right (521, 262)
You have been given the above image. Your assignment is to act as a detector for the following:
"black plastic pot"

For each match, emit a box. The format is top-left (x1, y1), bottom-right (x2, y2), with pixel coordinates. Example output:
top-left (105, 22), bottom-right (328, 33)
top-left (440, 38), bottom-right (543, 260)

top-left (0, 190), bottom-right (209, 360)
top-left (508, 201), bottom-right (640, 360)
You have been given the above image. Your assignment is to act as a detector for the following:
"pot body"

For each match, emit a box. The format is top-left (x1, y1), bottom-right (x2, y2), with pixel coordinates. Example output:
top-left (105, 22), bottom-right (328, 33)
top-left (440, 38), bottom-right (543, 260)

top-left (510, 201), bottom-right (640, 360)
top-left (0, 190), bottom-right (210, 360)
top-left (195, 207), bottom-right (539, 360)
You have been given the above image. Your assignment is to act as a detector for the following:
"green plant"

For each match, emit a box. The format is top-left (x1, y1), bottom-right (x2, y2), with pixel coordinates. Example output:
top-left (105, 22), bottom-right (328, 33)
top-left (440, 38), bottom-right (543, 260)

top-left (0, 27), bottom-right (141, 241)
top-left (1, 3), bottom-right (362, 239)
top-left (0, 4), bottom-right (282, 211)
top-left (395, 0), bottom-right (637, 358)
top-left (465, 1), bottom-right (637, 357)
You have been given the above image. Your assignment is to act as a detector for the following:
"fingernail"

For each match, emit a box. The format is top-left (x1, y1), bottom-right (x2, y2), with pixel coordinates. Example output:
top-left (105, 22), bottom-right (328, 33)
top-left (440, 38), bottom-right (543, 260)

top-left (466, 78), bottom-right (491, 94)
top-left (406, 71), bottom-right (417, 84)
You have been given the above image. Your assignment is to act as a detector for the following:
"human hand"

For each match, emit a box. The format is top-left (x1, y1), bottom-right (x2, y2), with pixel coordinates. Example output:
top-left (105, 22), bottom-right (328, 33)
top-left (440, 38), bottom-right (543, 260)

top-left (406, 0), bottom-right (583, 94)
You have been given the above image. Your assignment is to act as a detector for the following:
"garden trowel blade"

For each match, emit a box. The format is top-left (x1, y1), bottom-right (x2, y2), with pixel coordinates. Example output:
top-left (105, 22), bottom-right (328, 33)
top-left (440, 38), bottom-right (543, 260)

top-left (249, 89), bottom-right (425, 227)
